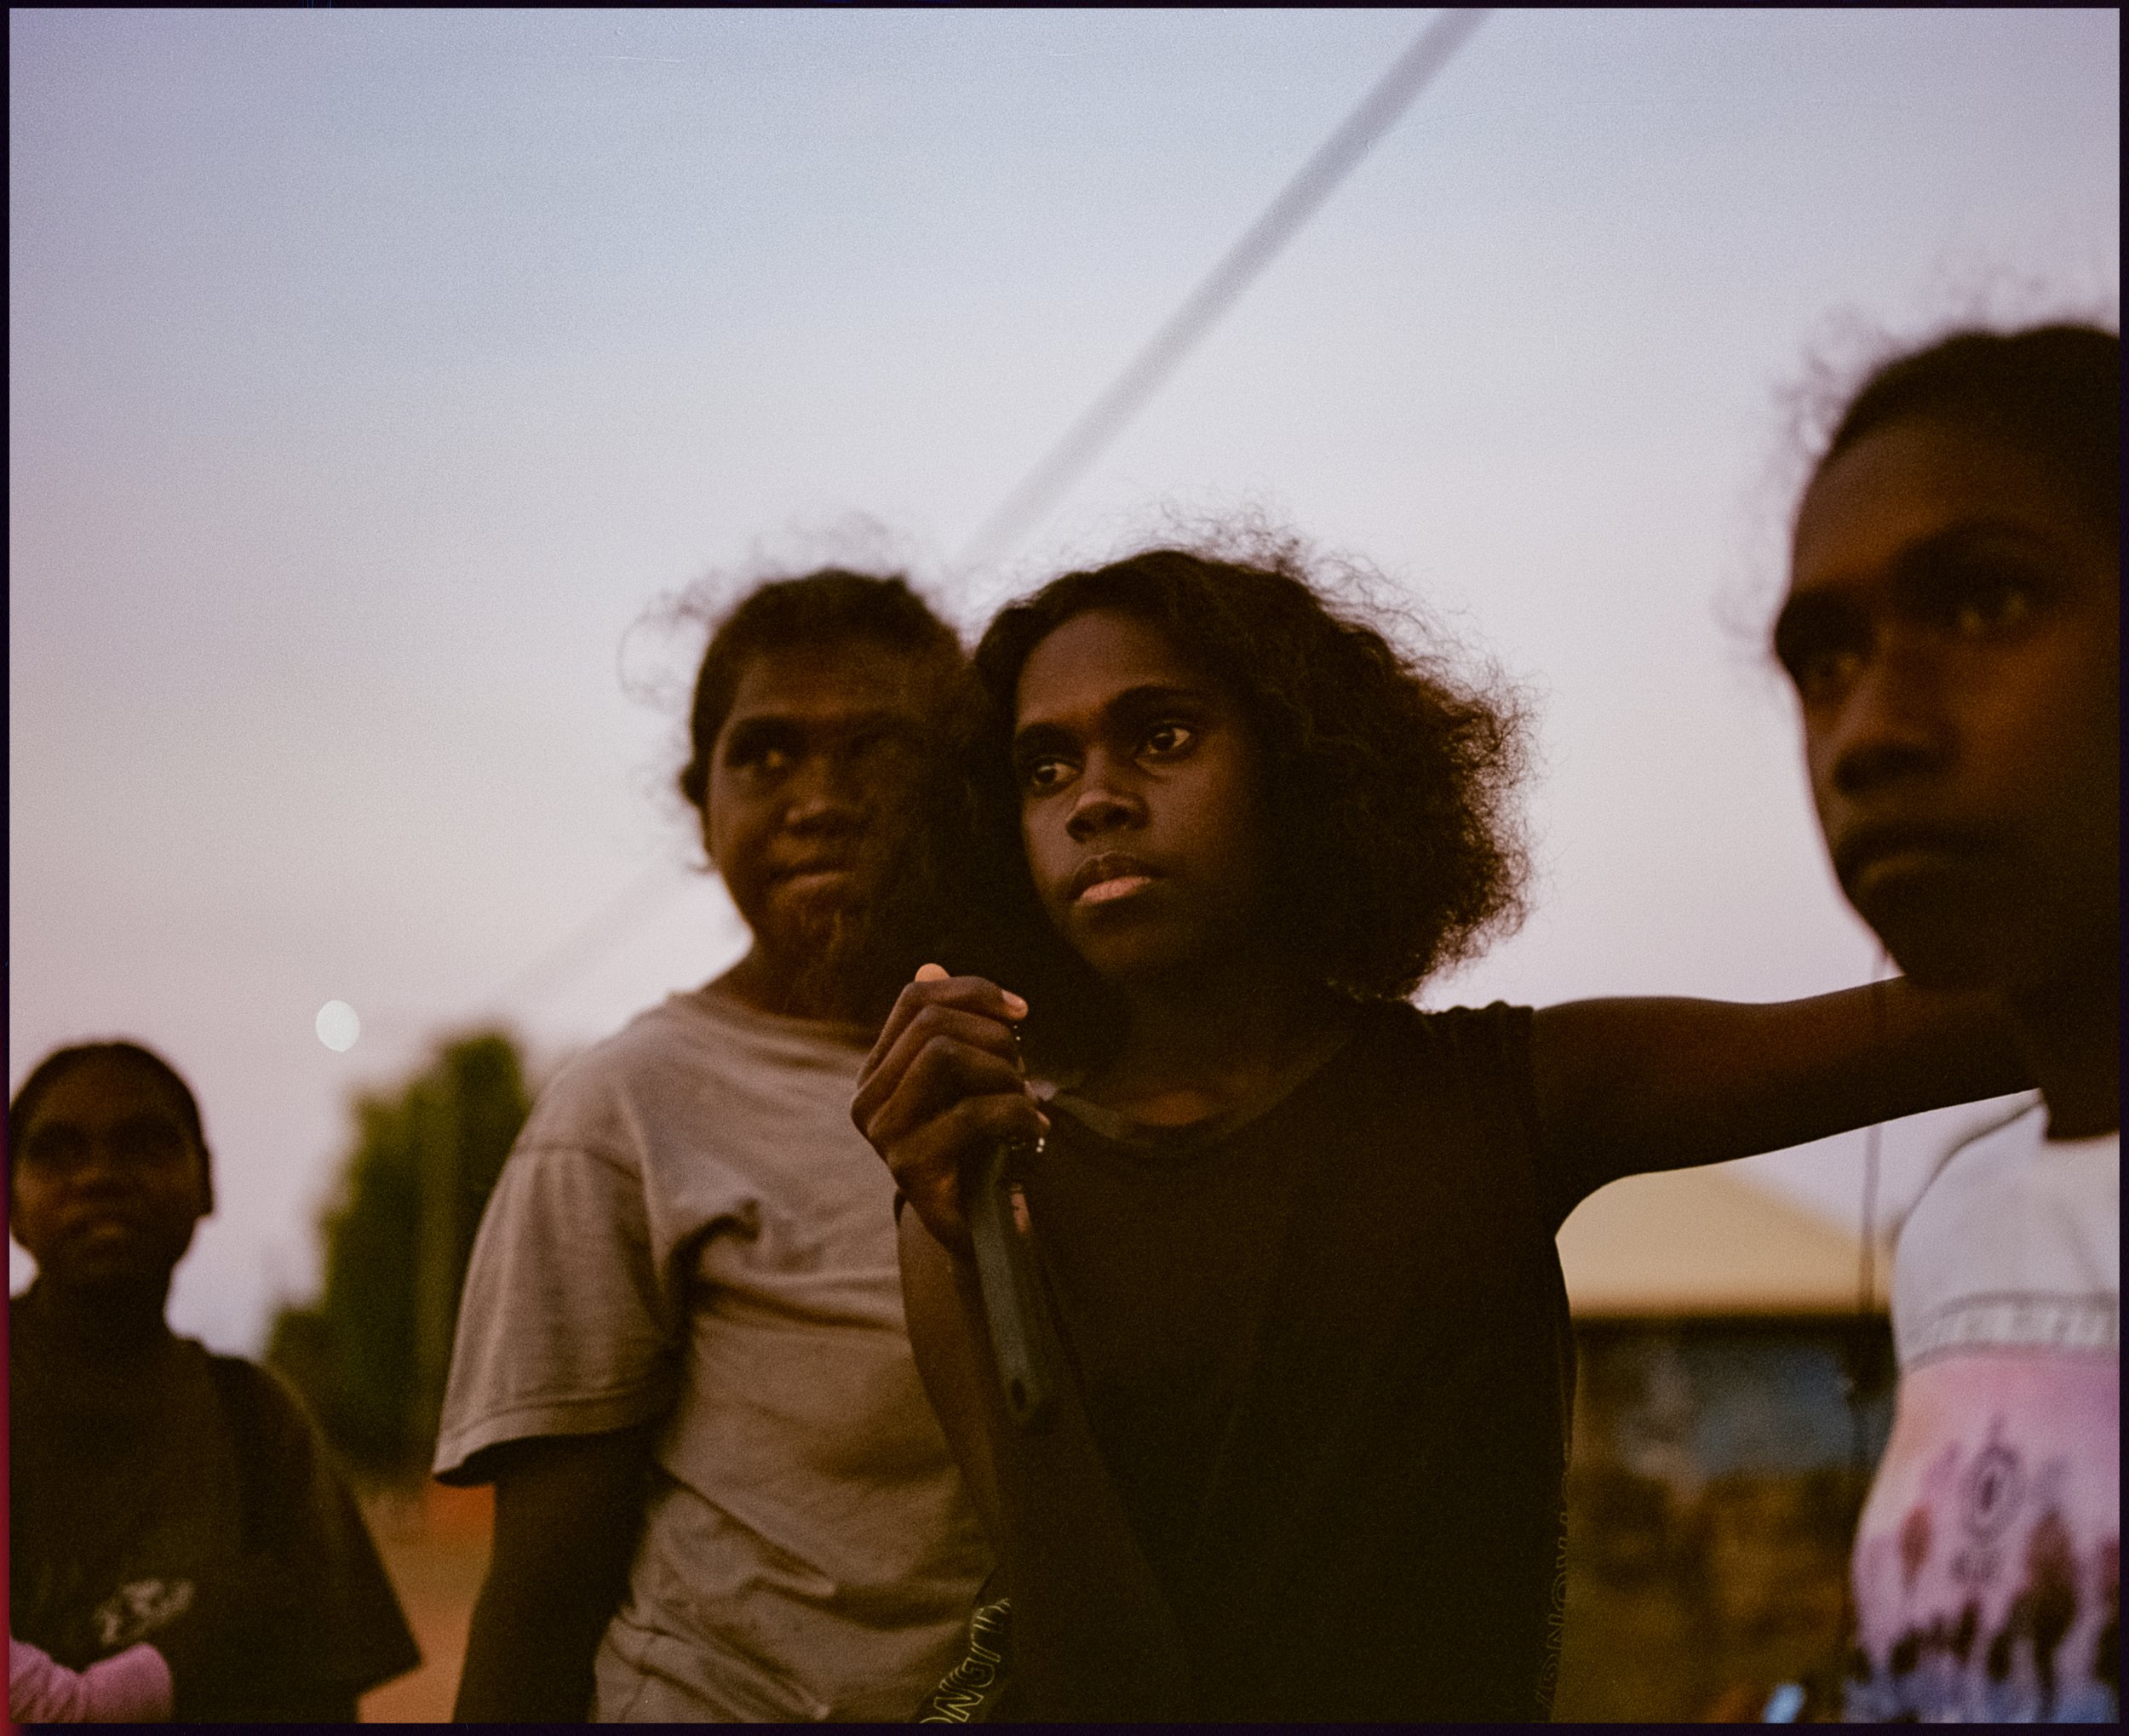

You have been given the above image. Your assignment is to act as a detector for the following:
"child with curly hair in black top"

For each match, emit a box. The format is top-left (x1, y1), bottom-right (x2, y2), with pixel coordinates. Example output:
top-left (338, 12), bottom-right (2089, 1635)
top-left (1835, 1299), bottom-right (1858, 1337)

top-left (855, 535), bottom-right (2031, 1721)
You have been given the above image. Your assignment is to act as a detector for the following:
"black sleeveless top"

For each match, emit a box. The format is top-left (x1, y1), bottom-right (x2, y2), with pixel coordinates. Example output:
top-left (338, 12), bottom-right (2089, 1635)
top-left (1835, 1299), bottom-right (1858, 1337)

top-left (996, 1000), bottom-right (1577, 1722)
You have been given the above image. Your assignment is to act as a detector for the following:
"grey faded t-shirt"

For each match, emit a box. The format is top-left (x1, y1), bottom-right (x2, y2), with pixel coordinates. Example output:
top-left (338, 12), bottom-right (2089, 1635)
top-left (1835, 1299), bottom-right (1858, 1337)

top-left (433, 980), bottom-right (990, 1721)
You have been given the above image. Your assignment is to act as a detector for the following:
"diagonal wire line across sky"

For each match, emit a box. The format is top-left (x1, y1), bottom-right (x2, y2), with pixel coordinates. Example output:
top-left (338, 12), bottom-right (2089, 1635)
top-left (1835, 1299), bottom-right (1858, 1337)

top-left (482, 9), bottom-right (1490, 1024)
top-left (955, 7), bottom-right (1489, 572)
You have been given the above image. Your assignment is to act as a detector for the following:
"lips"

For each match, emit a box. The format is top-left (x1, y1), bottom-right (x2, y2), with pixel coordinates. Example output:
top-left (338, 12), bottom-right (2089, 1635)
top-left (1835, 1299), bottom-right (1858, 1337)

top-left (772, 858), bottom-right (859, 883)
top-left (766, 860), bottom-right (866, 910)
top-left (61, 1208), bottom-right (155, 1250)
top-left (1833, 821), bottom-right (1991, 890)
top-left (1069, 851), bottom-right (1162, 904)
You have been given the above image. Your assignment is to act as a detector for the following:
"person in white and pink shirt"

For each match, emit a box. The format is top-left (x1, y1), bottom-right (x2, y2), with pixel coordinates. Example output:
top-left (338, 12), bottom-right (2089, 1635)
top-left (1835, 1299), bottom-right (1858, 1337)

top-left (1774, 322), bottom-right (2118, 1722)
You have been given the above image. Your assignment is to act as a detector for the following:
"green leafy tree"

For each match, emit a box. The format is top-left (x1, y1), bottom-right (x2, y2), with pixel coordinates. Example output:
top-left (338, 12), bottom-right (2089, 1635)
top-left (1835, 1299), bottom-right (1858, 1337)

top-left (267, 1030), bottom-right (532, 1477)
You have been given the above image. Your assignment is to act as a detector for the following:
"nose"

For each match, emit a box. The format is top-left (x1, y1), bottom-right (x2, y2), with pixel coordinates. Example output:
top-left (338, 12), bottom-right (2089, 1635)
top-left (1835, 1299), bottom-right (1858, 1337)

top-left (66, 1141), bottom-right (142, 1200)
top-left (1064, 752), bottom-right (1145, 843)
top-left (1823, 642), bottom-right (1951, 799)
top-left (783, 751), bottom-right (867, 834)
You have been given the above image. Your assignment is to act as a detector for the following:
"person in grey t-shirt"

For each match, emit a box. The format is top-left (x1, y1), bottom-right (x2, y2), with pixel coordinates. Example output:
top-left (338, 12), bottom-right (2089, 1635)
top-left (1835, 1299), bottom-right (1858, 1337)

top-left (439, 571), bottom-right (989, 1722)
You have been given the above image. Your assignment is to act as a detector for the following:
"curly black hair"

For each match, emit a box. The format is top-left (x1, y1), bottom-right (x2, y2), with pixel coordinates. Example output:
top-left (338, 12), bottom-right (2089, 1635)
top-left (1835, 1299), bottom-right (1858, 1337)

top-left (943, 540), bottom-right (1529, 1061)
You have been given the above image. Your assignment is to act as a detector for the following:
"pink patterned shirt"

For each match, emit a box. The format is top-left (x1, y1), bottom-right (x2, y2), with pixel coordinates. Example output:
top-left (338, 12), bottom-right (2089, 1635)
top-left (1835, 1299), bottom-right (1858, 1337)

top-left (1847, 1103), bottom-right (2118, 1722)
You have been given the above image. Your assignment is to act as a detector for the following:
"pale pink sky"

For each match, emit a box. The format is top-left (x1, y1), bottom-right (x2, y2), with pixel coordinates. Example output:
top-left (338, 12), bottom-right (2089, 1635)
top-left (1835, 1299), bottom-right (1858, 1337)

top-left (10, 9), bottom-right (2117, 1349)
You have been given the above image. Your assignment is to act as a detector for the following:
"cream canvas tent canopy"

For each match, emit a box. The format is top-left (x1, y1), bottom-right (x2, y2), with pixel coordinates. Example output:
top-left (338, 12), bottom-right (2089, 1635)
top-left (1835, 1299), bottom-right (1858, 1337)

top-left (1558, 1165), bottom-right (1888, 1316)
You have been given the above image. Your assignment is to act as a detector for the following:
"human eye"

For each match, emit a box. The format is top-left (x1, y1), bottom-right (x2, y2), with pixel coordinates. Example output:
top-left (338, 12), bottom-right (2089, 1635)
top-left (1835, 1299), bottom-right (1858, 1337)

top-left (1895, 530), bottom-right (2056, 648)
top-left (1939, 565), bottom-right (2039, 640)
top-left (1020, 754), bottom-right (1074, 795)
top-left (1773, 599), bottom-right (1867, 708)
top-left (24, 1126), bottom-right (88, 1172)
top-left (112, 1117), bottom-right (184, 1166)
top-left (1139, 719), bottom-right (1197, 759)
top-left (1012, 728), bottom-right (1079, 796)
top-left (1783, 641), bottom-right (1864, 707)
top-left (726, 727), bottom-right (795, 776)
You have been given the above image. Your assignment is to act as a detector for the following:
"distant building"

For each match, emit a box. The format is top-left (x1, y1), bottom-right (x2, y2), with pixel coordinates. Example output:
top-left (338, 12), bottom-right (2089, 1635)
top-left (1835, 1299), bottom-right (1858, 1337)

top-left (1552, 1166), bottom-right (1891, 1723)
top-left (1559, 1161), bottom-right (1886, 1317)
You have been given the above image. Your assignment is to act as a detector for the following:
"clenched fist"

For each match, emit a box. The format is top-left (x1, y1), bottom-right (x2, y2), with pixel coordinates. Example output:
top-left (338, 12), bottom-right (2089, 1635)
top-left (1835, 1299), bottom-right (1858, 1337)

top-left (851, 964), bottom-right (1048, 1252)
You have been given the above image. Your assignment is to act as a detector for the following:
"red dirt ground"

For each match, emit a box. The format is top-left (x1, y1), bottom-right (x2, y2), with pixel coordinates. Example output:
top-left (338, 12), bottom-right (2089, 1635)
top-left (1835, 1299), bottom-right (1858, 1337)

top-left (357, 1481), bottom-right (492, 1723)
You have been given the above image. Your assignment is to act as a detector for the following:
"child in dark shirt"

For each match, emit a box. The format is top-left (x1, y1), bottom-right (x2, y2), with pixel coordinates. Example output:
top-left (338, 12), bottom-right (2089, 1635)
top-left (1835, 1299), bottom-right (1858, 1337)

top-left (9, 1041), bottom-right (419, 1722)
top-left (854, 540), bottom-right (2034, 1720)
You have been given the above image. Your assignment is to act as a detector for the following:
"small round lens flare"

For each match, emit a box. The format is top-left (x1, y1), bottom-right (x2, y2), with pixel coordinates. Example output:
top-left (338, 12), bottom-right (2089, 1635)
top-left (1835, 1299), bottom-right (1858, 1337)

top-left (315, 1000), bottom-right (362, 1052)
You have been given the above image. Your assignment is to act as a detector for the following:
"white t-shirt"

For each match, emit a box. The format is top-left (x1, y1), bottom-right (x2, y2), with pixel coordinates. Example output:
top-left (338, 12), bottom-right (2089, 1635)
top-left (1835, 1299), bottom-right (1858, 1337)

top-left (434, 982), bottom-right (990, 1722)
top-left (1847, 1097), bottom-right (2118, 1723)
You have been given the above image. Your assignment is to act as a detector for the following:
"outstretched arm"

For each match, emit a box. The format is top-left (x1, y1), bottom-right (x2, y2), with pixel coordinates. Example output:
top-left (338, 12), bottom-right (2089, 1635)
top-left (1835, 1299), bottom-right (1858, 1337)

top-left (1529, 979), bottom-right (2030, 1207)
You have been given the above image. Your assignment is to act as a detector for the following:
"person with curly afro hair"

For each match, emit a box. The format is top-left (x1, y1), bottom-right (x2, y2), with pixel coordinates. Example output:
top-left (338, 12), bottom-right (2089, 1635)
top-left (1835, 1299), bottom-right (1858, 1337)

top-left (853, 536), bottom-right (2033, 1722)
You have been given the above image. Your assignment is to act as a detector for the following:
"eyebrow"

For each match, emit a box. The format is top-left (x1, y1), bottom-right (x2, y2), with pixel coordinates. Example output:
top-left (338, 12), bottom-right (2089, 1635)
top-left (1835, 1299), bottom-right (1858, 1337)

top-left (1011, 683), bottom-right (1212, 756)
top-left (722, 709), bottom-right (917, 742)
top-left (1894, 517), bottom-right (2060, 572)
top-left (727, 707), bottom-right (916, 727)
top-left (1774, 519), bottom-right (2054, 652)
top-left (27, 1109), bottom-right (185, 1141)
top-left (1106, 682), bottom-right (1209, 716)
top-left (1799, 516), bottom-right (2056, 596)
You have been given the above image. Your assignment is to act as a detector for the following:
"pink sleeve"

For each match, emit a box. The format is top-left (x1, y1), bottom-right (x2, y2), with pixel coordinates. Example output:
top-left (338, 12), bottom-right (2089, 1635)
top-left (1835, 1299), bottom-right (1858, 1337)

top-left (10, 1636), bottom-right (175, 1723)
